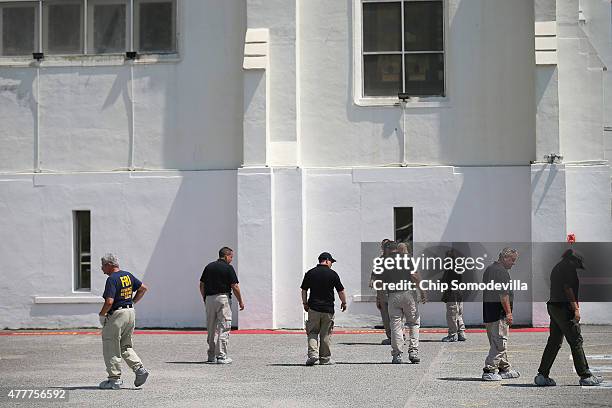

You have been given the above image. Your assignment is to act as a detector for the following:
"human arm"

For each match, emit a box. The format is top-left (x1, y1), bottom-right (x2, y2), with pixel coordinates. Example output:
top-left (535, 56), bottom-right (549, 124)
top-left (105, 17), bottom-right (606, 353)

top-left (301, 289), bottom-right (309, 312)
top-left (199, 281), bottom-right (206, 302)
top-left (500, 293), bottom-right (512, 325)
top-left (133, 283), bottom-right (148, 304)
top-left (411, 271), bottom-right (427, 303)
top-left (564, 286), bottom-right (580, 322)
top-left (338, 290), bottom-right (347, 312)
top-left (231, 283), bottom-right (245, 310)
top-left (99, 298), bottom-right (114, 317)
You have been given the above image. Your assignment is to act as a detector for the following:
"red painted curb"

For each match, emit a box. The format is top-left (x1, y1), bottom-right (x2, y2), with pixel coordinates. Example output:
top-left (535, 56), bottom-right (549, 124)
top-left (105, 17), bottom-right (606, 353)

top-left (0, 327), bottom-right (549, 336)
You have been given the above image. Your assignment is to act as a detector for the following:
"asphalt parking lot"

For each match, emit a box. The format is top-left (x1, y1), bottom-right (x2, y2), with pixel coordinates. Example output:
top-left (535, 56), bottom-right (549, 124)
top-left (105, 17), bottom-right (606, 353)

top-left (0, 326), bottom-right (611, 407)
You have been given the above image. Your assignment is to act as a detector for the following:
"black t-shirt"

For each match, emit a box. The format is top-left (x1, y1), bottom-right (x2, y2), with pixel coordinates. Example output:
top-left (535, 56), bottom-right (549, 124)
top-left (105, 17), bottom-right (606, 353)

top-left (549, 258), bottom-right (579, 304)
top-left (300, 264), bottom-right (345, 314)
top-left (482, 262), bottom-right (513, 323)
top-left (200, 260), bottom-right (239, 296)
top-left (102, 270), bottom-right (142, 311)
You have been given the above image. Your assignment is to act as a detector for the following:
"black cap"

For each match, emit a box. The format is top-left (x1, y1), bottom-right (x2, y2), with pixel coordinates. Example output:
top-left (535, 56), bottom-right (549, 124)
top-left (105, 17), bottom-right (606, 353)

top-left (318, 252), bottom-right (336, 263)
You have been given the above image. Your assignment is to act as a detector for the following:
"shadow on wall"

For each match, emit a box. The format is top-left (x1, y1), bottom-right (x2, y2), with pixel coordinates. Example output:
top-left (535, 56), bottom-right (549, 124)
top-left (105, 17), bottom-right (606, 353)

top-left (0, 67), bottom-right (37, 172)
top-left (344, 0), bottom-right (403, 164)
top-left (133, 172), bottom-right (238, 328)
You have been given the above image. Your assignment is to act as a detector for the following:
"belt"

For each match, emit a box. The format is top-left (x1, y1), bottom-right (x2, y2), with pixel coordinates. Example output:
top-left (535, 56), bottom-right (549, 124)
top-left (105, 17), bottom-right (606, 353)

top-left (108, 304), bottom-right (133, 315)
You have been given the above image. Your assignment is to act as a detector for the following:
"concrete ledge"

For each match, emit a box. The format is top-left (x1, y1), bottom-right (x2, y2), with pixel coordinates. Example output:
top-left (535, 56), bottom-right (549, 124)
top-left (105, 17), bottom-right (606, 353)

top-left (33, 296), bottom-right (104, 304)
top-left (352, 294), bottom-right (376, 302)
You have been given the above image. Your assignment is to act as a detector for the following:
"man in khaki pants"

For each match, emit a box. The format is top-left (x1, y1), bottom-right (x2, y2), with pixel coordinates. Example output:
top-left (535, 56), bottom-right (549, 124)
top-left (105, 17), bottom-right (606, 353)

top-left (482, 248), bottom-right (520, 381)
top-left (200, 247), bottom-right (245, 364)
top-left (301, 252), bottom-right (347, 366)
top-left (98, 253), bottom-right (149, 390)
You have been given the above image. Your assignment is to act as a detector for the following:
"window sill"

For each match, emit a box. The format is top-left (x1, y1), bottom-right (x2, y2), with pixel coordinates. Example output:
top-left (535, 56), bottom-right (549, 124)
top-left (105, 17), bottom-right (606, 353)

top-left (0, 53), bottom-right (181, 68)
top-left (33, 296), bottom-right (103, 304)
top-left (354, 96), bottom-right (450, 108)
top-left (352, 294), bottom-right (376, 302)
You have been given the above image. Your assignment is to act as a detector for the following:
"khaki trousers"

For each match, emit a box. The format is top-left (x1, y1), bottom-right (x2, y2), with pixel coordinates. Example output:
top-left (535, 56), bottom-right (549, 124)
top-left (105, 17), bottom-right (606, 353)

top-left (446, 301), bottom-right (466, 335)
top-left (102, 308), bottom-right (142, 380)
top-left (377, 291), bottom-right (391, 339)
top-left (388, 291), bottom-right (419, 357)
top-left (306, 309), bottom-right (334, 362)
top-left (484, 318), bottom-right (511, 372)
top-left (205, 294), bottom-right (232, 359)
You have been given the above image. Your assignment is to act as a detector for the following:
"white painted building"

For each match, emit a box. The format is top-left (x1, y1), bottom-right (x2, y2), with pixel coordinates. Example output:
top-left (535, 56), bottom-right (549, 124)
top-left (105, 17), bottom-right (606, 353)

top-left (0, 0), bottom-right (610, 329)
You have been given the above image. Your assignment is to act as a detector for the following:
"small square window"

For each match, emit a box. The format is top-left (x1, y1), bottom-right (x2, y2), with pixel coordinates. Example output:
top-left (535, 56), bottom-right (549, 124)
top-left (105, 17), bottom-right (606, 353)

top-left (43, 0), bottom-right (84, 55)
top-left (89, 1), bottom-right (128, 54)
top-left (0, 2), bottom-right (38, 56)
top-left (135, 0), bottom-right (176, 53)
top-left (360, 0), bottom-right (445, 99)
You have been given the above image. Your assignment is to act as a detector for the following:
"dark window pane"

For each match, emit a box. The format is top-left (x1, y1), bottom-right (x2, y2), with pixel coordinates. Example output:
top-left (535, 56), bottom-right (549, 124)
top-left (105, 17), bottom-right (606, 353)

top-left (404, 1), bottom-right (443, 51)
top-left (1, 4), bottom-right (36, 56)
top-left (138, 1), bottom-right (174, 53)
top-left (45, 3), bottom-right (82, 54)
top-left (74, 211), bottom-right (91, 291)
top-left (394, 207), bottom-right (413, 244)
top-left (93, 4), bottom-right (126, 53)
top-left (364, 54), bottom-right (402, 97)
top-left (404, 53), bottom-right (444, 96)
top-left (363, 2), bottom-right (401, 52)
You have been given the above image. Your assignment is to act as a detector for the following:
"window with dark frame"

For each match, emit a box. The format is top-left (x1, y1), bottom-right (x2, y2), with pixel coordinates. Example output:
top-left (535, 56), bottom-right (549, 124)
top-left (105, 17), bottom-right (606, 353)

top-left (363, 0), bottom-right (444, 98)
top-left (43, 0), bottom-right (83, 54)
top-left (91, 1), bottom-right (127, 54)
top-left (0, 0), bottom-right (176, 57)
top-left (0, 2), bottom-right (38, 56)
top-left (74, 210), bottom-right (91, 291)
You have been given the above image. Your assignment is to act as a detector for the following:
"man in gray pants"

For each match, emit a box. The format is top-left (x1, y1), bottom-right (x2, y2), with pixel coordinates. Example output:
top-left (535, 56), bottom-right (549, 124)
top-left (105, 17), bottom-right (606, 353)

top-left (200, 247), bottom-right (245, 364)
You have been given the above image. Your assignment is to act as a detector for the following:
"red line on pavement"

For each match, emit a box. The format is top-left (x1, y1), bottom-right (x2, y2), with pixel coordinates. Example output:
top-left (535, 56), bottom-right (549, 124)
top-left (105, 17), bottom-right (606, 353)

top-left (0, 327), bottom-right (549, 336)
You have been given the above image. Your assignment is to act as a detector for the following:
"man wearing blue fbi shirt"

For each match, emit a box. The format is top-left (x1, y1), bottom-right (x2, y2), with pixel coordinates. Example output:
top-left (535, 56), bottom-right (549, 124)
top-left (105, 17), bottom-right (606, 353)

top-left (98, 253), bottom-right (149, 390)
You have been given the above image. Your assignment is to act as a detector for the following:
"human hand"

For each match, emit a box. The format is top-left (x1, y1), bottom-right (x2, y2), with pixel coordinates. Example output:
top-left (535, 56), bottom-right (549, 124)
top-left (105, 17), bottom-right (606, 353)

top-left (506, 313), bottom-right (513, 326)
top-left (239, 302), bottom-right (245, 311)
top-left (341, 302), bottom-right (347, 312)
top-left (573, 308), bottom-right (581, 323)
top-left (303, 303), bottom-right (309, 312)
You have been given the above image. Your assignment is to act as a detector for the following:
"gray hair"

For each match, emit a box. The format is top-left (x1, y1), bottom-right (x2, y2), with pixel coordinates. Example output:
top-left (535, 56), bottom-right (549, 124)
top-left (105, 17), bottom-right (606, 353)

top-left (498, 247), bottom-right (518, 259)
top-left (101, 253), bottom-right (119, 267)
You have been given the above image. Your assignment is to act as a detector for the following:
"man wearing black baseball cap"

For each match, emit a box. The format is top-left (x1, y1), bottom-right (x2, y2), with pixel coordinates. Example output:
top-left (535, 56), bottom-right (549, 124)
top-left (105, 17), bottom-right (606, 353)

top-left (534, 248), bottom-right (604, 387)
top-left (300, 252), bottom-right (347, 366)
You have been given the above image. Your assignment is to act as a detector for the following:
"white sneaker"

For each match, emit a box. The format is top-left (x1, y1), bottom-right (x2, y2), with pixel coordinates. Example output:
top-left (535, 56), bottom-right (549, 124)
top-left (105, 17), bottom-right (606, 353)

top-left (499, 369), bottom-right (520, 379)
top-left (482, 372), bottom-right (502, 381)
top-left (216, 357), bottom-right (233, 365)
top-left (99, 379), bottom-right (123, 390)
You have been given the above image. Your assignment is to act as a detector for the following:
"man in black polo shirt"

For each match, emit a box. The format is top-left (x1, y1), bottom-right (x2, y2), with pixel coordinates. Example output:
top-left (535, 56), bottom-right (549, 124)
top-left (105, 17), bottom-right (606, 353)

top-left (534, 249), bottom-right (603, 387)
top-left (200, 246), bottom-right (245, 364)
top-left (300, 252), bottom-right (347, 366)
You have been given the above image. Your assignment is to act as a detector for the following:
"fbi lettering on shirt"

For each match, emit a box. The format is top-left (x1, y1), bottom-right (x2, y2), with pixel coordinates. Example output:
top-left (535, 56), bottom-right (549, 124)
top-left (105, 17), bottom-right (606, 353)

top-left (119, 275), bottom-right (133, 300)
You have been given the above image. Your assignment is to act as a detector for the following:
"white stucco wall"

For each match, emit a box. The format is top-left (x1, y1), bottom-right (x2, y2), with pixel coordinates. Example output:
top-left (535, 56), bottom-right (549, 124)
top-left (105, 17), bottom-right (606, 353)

top-left (294, 0), bottom-right (536, 167)
top-left (0, 0), bottom-right (246, 173)
top-left (304, 166), bottom-right (532, 327)
top-left (0, 171), bottom-right (237, 329)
